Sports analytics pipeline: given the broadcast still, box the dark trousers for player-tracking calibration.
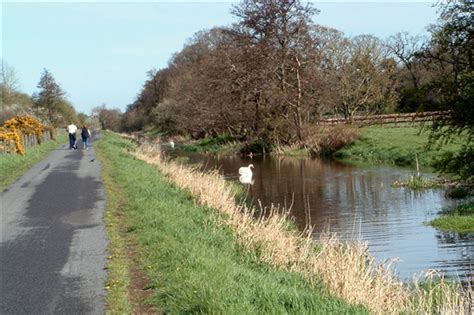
[69,133,76,149]
[82,136,89,149]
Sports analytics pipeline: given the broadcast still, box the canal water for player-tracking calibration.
[172,152,473,284]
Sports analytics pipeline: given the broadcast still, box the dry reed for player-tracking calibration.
[133,137,472,314]
[304,124,360,155]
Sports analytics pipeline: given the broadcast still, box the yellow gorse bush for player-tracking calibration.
[0,116,51,155]
[0,128,24,155]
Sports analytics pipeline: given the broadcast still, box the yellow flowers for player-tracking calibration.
[105,279,122,290]
[0,116,51,155]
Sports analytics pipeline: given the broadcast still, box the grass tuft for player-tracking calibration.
[429,202,474,233]
[392,175,441,189]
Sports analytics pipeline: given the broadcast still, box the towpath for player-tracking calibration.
[0,133,107,314]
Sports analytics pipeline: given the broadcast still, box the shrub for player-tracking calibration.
[0,116,50,155]
[240,139,272,155]
[304,124,360,157]
[445,186,470,199]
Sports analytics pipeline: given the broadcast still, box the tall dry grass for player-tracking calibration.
[304,124,360,156]
[133,138,472,314]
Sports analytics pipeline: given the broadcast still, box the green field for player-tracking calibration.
[0,134,66,190]
[334,126,463,169]
[96,132,367,313]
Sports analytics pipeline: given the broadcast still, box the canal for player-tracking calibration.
[173,151,473,284]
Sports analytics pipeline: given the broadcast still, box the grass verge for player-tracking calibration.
[334,126,463,168]
[96,131,366,313]
[429,202,474,233]
[0,134,66,190]
[95,137,133,314]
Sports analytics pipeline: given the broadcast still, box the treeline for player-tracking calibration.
[122,0,399,144]
[121,0,471,151]
[1,64,87,127]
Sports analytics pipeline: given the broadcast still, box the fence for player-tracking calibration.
[0,130,54,154]
[318,111,447,126]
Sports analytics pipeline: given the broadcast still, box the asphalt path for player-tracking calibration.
[1,133,107,314]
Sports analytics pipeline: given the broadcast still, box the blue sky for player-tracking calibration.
[2,1,438,114]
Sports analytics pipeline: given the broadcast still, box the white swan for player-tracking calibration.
[238,164,254,176]
[239,174,254,185]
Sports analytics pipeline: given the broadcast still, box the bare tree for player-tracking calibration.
[320,34,398,120]
[0,60,19,106]
[93,104,122,131]
[386,32,425,90]
[231,0,320,142]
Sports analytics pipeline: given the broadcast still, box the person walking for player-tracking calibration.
[81,125,91,150]
[67,123,78,150]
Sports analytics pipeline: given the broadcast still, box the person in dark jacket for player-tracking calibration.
[81,125,91,150]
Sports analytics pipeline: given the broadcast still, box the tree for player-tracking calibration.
[318,33,398,120]
[0,60,19,106]
[77,113,88,125]
[231,0,320,143]
[55,100,79,126]
[385,32,443,112]
[93,104,122,131]
[425,0,473,182]
[386,32,425,90]
[34,69,65,124]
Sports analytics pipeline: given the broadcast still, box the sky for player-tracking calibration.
[2,1,439,115]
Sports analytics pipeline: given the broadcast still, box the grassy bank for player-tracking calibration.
[335,126,463,168]
[134,135,471,314]
[0,134,66,190]
[95,139,133,314]
[430,202,474,233]
[179,134,243,154]
[96,132,366,313]
[171,126,463,169]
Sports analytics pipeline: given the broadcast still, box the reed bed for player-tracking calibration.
[133,139,472,314]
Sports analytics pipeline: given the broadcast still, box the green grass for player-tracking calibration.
[95,141,133,314]
[96,131,367,314]
[335,126,463,168]
[429,202,474,233]
[0,134,66,190]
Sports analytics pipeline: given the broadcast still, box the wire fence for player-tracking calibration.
[319,111,446,127]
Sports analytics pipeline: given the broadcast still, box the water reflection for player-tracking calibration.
[177,152,473,284]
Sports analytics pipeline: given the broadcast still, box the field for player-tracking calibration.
[334,126,464,169]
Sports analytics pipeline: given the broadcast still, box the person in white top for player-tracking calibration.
[67,123,78,150]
